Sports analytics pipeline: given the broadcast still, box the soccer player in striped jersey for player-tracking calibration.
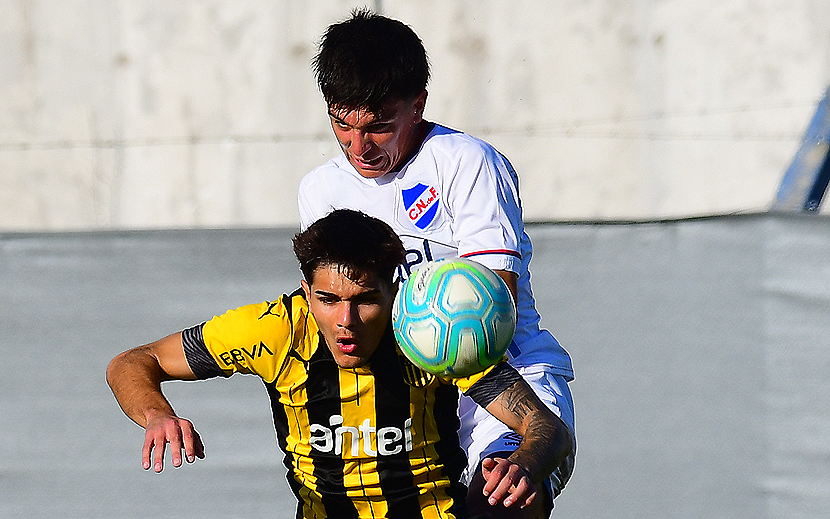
[107,209,572,519]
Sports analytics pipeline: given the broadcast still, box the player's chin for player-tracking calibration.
[336,358,370,369]
[333,351,371,369]
[357,168,388,179]
[350,158,389,178]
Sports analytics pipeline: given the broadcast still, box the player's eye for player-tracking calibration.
[367,123,392,134]
[355,293,383,306]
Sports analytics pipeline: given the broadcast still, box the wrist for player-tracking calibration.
[142,405,176,427]
[505,454,537,482]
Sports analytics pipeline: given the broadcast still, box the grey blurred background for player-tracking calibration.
[3,215,830,518]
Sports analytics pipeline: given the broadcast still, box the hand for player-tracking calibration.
[142,413,205,473]
[480,457,538,509]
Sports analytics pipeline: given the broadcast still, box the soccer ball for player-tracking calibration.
[392,258,516,378]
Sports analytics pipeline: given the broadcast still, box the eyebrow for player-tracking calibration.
[327,110,395,126]
[328,111,347,123]
[313,288,383,300]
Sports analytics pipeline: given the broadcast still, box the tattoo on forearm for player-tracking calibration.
[499,380,569,481]
[510,418,557,478]
[502,381,534,421]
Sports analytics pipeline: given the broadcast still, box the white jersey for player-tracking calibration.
[299,123,572,379]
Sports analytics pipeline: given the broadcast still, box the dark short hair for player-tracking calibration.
[293,209,406,286]
[312,8,430,114]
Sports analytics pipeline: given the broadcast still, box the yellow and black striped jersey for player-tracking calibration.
[181,288,520,519]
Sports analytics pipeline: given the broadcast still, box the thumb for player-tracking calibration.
[480,457,497,477]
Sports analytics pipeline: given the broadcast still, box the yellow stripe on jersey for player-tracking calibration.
[338,368,382,497]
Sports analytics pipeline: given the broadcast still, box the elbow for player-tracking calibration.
[558,420,574,462]
[529,411,573,473]
[105,351,128,391]
[106,347,152,390]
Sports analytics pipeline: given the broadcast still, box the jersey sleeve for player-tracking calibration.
[181,323,226,379]
[442,141,524,274]
[183,296,305,383]
[461,361,523,409]
[448,357,516,396]
[298,166,335,230]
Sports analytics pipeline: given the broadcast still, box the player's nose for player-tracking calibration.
[337,301,359,327]
[348,131,372,156]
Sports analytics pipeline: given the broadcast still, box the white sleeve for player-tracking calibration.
[298,169,334,231]
[443,144,523,274]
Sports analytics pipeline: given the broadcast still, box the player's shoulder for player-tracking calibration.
[209,290,309,333]
[300,155,353,187]
[200,291,317,380]
[272,289,313,325]
[426,123,492,149]
[424,123,504,163]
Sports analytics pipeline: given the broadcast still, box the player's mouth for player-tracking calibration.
[350,153,385,171]
[337,336,358,354]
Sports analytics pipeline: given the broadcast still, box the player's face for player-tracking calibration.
[328,92,427,179]
[302,264,396,369]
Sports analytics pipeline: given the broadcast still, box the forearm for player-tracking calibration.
[108,334,205,472]
[506,405,572,483]
[486,379,573,483]
[106,346,177,428]
[494,269,518,309]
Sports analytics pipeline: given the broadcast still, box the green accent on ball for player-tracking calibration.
[392,258,516,378]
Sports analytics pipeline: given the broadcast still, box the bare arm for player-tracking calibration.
[106,332,205,472]
[495,269,518,309]
[481,377,573,509]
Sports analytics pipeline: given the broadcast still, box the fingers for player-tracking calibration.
[142,429,160,471]
[501,476,536,509]
[141,416,203,473]
[181,424,206,463]
[480,457,538,509]
[480,456,497,475]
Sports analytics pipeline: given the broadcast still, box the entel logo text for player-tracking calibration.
[309,415,413,457]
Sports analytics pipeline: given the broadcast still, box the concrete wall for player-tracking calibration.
[2,1,830,231]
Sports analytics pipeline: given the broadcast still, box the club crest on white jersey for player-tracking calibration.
[401,183,440,230]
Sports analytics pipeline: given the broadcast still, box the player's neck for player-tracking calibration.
[391,121,431,175]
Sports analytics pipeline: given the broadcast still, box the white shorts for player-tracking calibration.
[459,364,576,500]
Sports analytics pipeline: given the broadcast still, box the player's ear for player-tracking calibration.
[301,278,311,300]
[413,90,427,120]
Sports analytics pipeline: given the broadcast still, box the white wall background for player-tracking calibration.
[2,0,830,231]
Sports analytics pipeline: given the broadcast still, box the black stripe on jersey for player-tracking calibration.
[306,331,360,519]
[263,290,352,518]
[262,293,302,516]
[398,352,435,388]
[431,382,469,516]
[370,327,423,517]
[464,362,523,408]
[265,328,359,519]
[181,323,226,379]
[265,381,308,519]
[286,286,304,301]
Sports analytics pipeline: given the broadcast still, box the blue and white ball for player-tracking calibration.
[392,258,516,378]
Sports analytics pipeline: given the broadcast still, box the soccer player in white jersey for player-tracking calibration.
[298,10,576,518]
